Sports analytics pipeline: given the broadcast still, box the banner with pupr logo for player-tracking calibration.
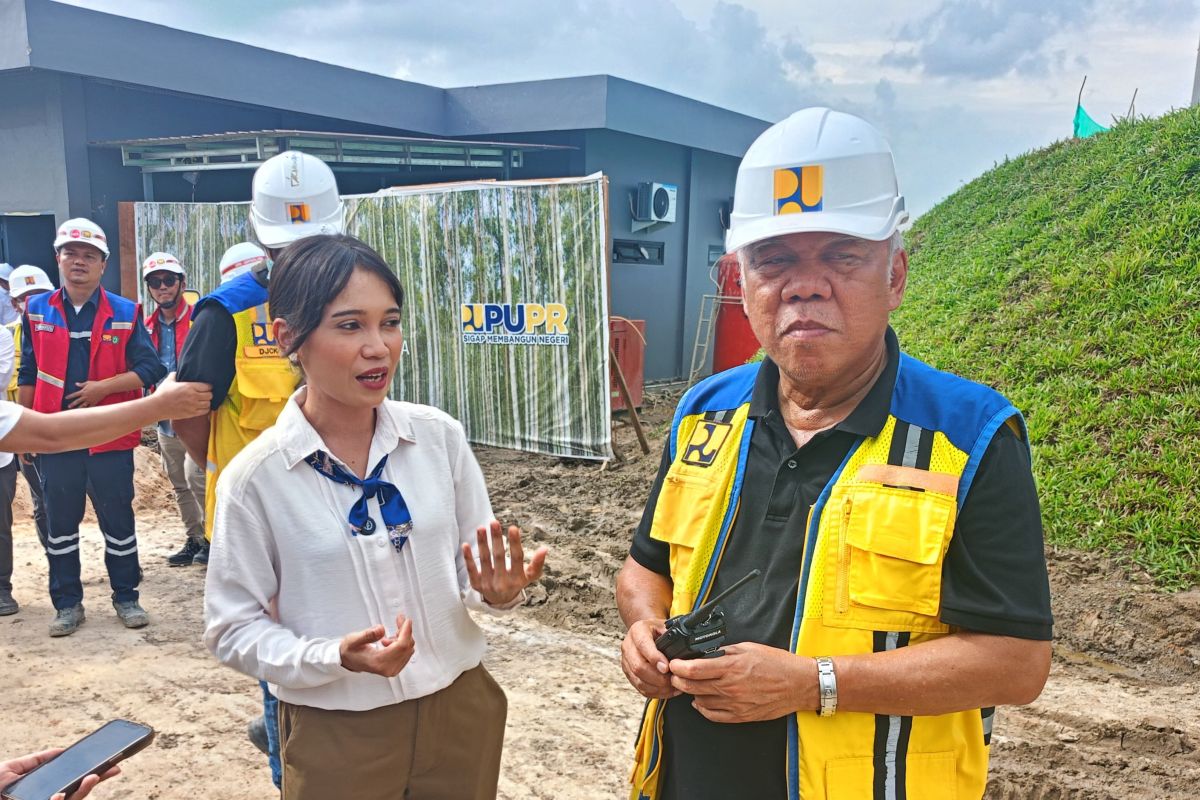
[132,173,612,459]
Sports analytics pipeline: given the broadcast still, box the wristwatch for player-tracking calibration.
[815,656,837,717]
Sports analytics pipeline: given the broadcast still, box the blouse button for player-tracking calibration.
[787,460,798,469]
[376,537,387,548]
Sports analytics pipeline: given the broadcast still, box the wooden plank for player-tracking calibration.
[610,347,650,455]
[118,201,137,300]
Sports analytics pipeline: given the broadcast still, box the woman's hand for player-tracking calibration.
[463,521,548,607]
[154,374,213,420]
[338,613,414,677]
[0,748,120,800]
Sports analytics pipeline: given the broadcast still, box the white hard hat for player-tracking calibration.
[726,107,908,252]
[0,263,13,280]
[249,151,344,248]
[8,265,55,299]
[142,251,186,278]
[219,242,267,283]
[53,218,110,257]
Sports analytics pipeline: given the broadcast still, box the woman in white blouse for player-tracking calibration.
[203,235,547,800]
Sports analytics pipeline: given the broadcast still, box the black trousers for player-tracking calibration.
[40,449,139,609]
[0,459,19,594]
[20,455,49,549]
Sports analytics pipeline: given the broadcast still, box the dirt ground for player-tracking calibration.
[1,394,1197,799]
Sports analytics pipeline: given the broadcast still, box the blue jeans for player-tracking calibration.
[262,681,281,789]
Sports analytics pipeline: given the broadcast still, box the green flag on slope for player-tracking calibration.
[1074,103,1108,138]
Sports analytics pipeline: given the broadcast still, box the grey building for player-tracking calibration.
[0,0,769,380]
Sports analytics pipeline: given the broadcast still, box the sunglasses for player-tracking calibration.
[145,274,180,290]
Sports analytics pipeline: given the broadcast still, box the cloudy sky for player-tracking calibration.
[63,0,1200,215]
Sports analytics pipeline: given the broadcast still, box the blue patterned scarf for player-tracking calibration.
[304,451,412,553]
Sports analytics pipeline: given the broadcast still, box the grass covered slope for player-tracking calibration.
[893,107,1200,589]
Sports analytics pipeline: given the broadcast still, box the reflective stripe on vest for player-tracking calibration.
[630,356,1025,800]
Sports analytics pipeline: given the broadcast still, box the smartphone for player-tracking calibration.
[2,719,154,800]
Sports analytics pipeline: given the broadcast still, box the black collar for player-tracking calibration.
[748,326,899,439]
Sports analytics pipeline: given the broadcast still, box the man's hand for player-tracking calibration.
[621,618,679,700]
[151,374,212,420]
[65,380,112,409]
[669,642,815,723]
[462,521,548,607]
[339,613,414,678]
[0,747,121,800]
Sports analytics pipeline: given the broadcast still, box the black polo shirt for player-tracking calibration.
[629,329,1052,800]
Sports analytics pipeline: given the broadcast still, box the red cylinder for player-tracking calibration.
[712,254,760,373]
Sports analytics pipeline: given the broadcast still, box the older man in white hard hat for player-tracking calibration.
[171,150,343,789]
[618,108,1052,800]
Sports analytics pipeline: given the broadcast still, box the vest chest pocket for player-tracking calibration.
[830,484,956,624]
[650,466,726,611]
[234,360,298,431]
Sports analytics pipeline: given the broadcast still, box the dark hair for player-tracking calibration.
[268,234,405,356]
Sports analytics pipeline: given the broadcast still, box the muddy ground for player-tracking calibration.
[1,392,1197,798]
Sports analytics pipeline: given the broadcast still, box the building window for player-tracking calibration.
[613,239,665,265]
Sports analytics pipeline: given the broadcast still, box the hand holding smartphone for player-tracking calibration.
[1,720,153,800]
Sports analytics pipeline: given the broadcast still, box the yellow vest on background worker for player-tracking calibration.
[630,357,1028,800]
[195,272,298,539]
[6,321,20,402]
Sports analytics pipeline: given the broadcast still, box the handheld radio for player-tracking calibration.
[654,569,761,660]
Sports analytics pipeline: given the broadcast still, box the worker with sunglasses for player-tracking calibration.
[142,253,207,568]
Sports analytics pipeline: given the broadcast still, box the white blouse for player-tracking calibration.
[203,390,513,712]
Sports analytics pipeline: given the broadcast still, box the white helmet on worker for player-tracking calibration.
[249,151,344,249]
[142,252,186,278]
[53,218,110,257]
[8,265,54,299]
[218,242,267,283]
[726,107,908,253]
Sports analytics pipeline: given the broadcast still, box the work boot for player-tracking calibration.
[167,538,202,567]
[247,715,269,755]
[49,604,85,637]
[0,591,18,616]
[192,542,210,566]
[113,600,149,629]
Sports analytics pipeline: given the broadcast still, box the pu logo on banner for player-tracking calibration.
[461,303,570,346]
[245,322,281,358]
[681,421,732,467]
[774,165,824,215]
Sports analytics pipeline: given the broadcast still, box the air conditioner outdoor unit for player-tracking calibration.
[635,182,677,223]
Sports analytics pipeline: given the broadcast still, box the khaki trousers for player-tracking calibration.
[278,664,507,800]
[158,432,206,544]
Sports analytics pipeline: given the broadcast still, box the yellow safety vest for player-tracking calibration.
[6,321,20,402]
[199,275,298,539]
[631,353,1026,800]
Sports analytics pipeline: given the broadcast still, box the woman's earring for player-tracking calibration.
[288,353,299,366]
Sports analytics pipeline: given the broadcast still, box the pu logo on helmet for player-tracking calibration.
[23,276,35,286]
[461,303,570,346]
[287,203,311,224]
[681,421,732,467]
[774,165,824,215]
